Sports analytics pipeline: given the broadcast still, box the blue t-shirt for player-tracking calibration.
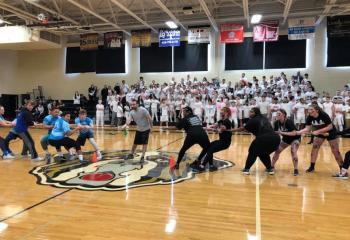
[43,115,59,134]
[49,117,71,140]
[0,115,4,122]
[14,109,34,133]
[75,117,93,136]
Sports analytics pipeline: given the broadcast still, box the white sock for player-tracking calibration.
[341,168,347,175]
[57,152,63,157]
[78,155,83,161]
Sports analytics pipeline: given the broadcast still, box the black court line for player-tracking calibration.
[0,135,184,223]
[0,189,72,222]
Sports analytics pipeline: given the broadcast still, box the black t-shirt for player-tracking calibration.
[176,114,206,135]
[218,119,232,143]
[274,119,300,144]
[306,111,337,136]
[245,115,274,137]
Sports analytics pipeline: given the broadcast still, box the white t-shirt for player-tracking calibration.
[96,104,104,112]
[293,103,307,117]
[258,101,269,114]
[323,102,334,118]
[269,103,281,117]
[192,101,203,117]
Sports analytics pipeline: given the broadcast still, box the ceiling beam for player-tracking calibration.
[0,1,39,22]
[51,0,61,13]
[242,0,249,27]
[66,0,130,35]
[282,0,293,25]
[110,0,158,33]
[24,0,80,25]
[198,0,218,31]
[230,0,243,8]
[153,0,187,31]
[316,0,337,25]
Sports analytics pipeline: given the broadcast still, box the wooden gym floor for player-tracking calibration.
[0,127,349,240]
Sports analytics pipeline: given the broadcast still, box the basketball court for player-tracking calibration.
[1,0,350,239]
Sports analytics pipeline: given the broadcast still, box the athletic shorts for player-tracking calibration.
[77,132,94,146]
[315,132,337,141]
[134,129,150,145]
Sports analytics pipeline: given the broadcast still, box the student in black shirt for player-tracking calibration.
[193,107,232,172]
[271,109,301,176]
[296,105,343,173]
[175,107,210,169]
[233,107,280,175]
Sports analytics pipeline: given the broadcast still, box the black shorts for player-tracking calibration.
[76,133,93,147]
[134,129,150,145]
[315,132,337,141]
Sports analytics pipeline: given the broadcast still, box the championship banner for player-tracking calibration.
[188,27,210,44]
[80,33,98,51]
[131,29,151,48]
[327,15,350,38]
[288,17,315,40]
[159,29,181,47]
[104,31,123,48]
[253,21,279,42]
[220,23,244,43]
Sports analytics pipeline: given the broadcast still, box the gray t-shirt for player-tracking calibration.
[130,107,151,131]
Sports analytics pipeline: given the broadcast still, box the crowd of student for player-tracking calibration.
[1,71,350,179]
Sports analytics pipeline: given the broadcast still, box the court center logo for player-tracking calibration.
[30,150,233,191]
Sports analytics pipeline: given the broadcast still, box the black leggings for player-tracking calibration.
[177,133,210,165]
[49,138,80,152]
[0,137,6,154]
[244,133,280,170]
[4,131,38,159]
[200,140,231,166]
[343,151,350,169]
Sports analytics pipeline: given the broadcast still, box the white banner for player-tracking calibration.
[188,27,210,44]
[288,17,315,40]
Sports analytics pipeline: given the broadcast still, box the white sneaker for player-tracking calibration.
[97,152,102,160]
[32,157,44,161]
[3,154,15,159]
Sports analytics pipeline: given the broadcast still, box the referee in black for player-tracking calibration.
[174,106,210,169]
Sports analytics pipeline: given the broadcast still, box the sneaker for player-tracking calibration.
[140,156,145,164]
[192,165,206,173]
[267,168,275,175]
[68,154,76,161]
[332,172,349,179]
[306,166,315,173]
[97,152,102,160]
[293,169,299,176]
[32,157,44,161]
[124,153,134,160]
[209,165,218,171]
[3,154,15,159]
[241,168,250,175]
[21,154,30,158]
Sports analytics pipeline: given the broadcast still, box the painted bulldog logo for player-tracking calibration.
[30,150,233,191]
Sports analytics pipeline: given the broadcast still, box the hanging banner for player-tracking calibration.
[288,17,315,40]
[80,33,98,51]
[104,31,123,48]
[327,15,350,38]
[188,27,210,44]
[131,29,151,48]
[220,23,244,43]
[253,21,279,42]
[159,28,181,47]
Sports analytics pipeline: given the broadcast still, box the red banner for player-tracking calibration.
[253,21,279,42]
[220,23,244,43]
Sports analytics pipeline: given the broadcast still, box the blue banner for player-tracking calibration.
[159,29,180,47]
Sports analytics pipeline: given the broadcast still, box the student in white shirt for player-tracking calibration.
[160,99,169,129]
[95,99,104,127]
[116,102,124,127]
[168,97,176,122]
[334,99,345,132]
[344,99,350,129]
[150,96,159,122]
[293,98,308,130]
[269,97,281,124]
[258,95,269,118]
[204,98,216,125]
[110,99,119,127]
[192,96,204,120]
[322,96,335,120]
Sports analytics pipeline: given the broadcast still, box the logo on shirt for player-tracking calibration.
[30,150,233,191]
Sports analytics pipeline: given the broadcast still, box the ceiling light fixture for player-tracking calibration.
[166,21,178,29]
[251,14,262,24]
